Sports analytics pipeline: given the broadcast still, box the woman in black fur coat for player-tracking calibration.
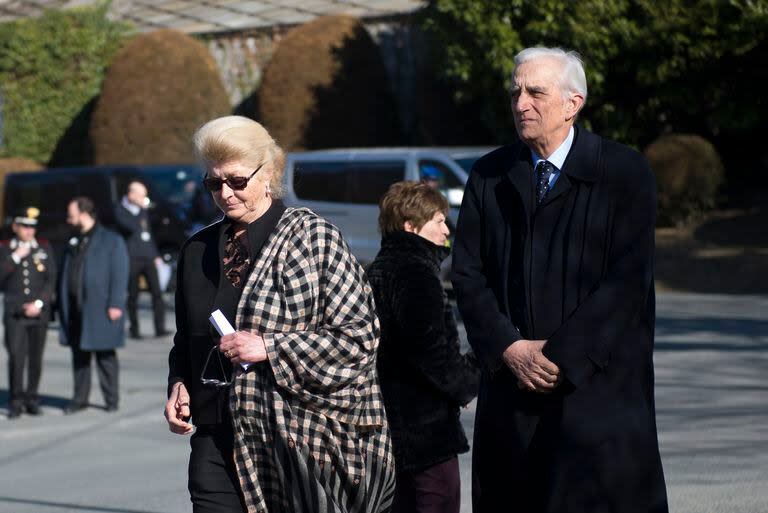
[367,181,480,513]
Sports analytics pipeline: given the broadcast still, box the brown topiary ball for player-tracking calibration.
[0,158,43,219]
[645,134,725,226]
[257,15,402,151]
[90,29,231,165]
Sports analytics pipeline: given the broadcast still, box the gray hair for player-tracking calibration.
[513,47,588,105]
[192,115,285,198]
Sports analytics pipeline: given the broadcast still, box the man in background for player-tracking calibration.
[59,197,129,413]
[114,180,167,339]
[0,207,56,418]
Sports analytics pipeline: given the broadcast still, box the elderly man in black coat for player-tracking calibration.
[451,47,668,513]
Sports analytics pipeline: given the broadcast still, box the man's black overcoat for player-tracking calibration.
[451,127,668,513]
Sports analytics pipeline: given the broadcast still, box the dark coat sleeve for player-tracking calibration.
[107,233,130,310]
[452,167,522,371]
[113,205,140,236]
[0,245,14,288]
[393,264,479,406]
[168,247,189,395]
[40,241,57,306]
[543,151,657,388]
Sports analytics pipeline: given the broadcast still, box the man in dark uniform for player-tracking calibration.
[0,207,56,419]
[114,181,167,339]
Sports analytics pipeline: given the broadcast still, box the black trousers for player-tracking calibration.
[70,339,119,408]
[4,318,47,407]
[127,256,166,336]
[393,457,461,513]
[188,424,246,513]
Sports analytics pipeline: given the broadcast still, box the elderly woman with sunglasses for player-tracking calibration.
[164,116,394,513]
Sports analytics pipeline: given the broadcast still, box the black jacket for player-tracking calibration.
[367,230,479,473]
[452,127,668,513]
[168,202,285,425]
[0,238,56,323]
[114,202,159,260]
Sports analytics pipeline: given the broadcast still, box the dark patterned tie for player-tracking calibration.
[535,160,554,204]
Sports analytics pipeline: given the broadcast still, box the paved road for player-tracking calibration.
[0,292,765,513]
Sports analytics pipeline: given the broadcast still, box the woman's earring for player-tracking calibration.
[265,183,271,196]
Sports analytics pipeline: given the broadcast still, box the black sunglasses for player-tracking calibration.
[202,163,264,192]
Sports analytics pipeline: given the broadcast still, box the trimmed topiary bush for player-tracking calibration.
[0,158,42,174]
[0,158,43,218]
[645,134,725,226]
[257,15,402,150]
[0,5,129,165]
[90,29,231,165]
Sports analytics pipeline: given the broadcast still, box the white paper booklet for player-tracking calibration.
[209,309,249,370]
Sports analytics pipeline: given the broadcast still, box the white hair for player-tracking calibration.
[513,47,588,105]
[192,115,285,198]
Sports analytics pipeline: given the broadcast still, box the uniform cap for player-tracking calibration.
[14,207,40,226]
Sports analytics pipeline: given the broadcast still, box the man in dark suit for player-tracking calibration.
[0,207,56,418]
[58,197,129,414]
[451,47,668,512]
[114,180,167,339]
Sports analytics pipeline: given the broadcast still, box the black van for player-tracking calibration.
[2,164,219,278]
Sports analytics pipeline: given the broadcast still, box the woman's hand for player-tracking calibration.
[164,382,193,435]
[219,330,267,365]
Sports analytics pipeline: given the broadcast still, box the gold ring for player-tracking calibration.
[224,350,231,358]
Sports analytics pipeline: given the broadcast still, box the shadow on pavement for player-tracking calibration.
[0,390,70,412]
[656,317,768,340]
[0,496,164,513]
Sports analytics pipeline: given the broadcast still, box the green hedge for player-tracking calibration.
[419,0,768,155]
[0,4,130,165]
[645,134,724,226]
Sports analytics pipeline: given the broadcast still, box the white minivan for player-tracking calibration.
[282,147,496,266]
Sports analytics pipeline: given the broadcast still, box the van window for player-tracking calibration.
[292,162,347,203]
[418,160,463,189]
[293,161,405,204]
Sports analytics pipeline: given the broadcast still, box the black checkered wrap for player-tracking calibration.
[231,208,394,512]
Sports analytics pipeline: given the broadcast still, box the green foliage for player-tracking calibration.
[419,0,630,140]
[419,0,768,152]
[0,4,130,164]
[645,134,724,226]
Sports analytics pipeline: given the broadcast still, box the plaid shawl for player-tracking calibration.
[231,208,394,512]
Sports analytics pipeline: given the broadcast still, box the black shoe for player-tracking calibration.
[64,402,87,415]
[129,331,142,340]
[105,404,118,413]
[25,403,42,415]
[155,330,171,337]
[8,406,22,419]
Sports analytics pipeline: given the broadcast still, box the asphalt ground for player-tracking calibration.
[0,292,766,513]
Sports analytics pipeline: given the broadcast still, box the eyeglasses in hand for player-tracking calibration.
[202,162,265,192]
[200,344,232,387]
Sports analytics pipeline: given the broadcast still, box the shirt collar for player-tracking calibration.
[10,238,38,250]
[530,126,575,171]
[121,196,141,216]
